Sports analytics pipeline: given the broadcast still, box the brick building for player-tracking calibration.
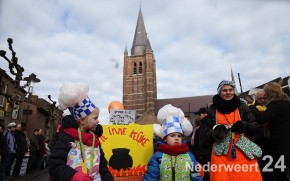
[0,68,62,138]
[0,69,26,126]
[123,9,157,118]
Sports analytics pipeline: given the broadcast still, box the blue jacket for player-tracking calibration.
[143,142,202,181]
[6,129,16,154]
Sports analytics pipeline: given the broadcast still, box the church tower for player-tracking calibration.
[123,8,157,117]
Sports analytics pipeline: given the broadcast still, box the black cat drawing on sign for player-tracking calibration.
[109,148,133,170]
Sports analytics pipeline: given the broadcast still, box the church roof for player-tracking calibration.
[155,95,214,118]
[239,76,290,97]
[131,8,149,55]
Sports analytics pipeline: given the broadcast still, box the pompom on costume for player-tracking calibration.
[143,104,202,181]
[48,82,113,181]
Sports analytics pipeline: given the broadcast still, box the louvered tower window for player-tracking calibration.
[139,62,142,74]
[134,62,137,74]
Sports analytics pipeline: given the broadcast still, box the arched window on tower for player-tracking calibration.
[139,62,142,74]
[134,62,137,74]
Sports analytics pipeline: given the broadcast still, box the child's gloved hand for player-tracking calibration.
[71,172,93,181]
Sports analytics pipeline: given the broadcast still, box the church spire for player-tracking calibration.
[131,8,148,55]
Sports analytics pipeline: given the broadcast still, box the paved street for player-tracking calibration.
[4,168,50,181]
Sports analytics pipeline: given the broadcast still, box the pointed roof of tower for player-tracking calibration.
[131,8,148,55]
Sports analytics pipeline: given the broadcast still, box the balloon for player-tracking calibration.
[108,101,124,113]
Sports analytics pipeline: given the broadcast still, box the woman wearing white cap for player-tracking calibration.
[48,82,113,181]
[143,104,202,181]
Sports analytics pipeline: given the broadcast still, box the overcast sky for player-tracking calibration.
[1,0,289,123]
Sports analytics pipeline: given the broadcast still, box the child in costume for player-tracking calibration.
[143,104,203,181]
[48,82,113,181]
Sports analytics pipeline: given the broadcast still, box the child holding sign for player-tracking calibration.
[48,82,113,181]
[143,104,202,181]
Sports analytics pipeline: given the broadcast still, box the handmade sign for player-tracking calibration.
[109,109,136,125]
[100,124,153,177]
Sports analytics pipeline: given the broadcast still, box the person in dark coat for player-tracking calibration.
[0,124,6,155]
[36,128,46,170]
[203,80,263,181]
[26,129,39,173]
[0,124,8,181]
[250,82,290,181]
[248,89,274,181]
[191,107,210,181]
[48,82,113,181]
[12,123,28,177]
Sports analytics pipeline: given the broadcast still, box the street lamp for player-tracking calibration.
[47,95,57,140]
[23,73,40,127]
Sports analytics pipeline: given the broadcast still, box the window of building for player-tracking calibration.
[12,94,21,120]
[134,62,137,74]
[139,62,142,74]
[0,84,7,107]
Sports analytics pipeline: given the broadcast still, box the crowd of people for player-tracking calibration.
[1,80,290,181]
[0,123,49,181]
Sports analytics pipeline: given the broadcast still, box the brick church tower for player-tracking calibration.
[123,8,157,117]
